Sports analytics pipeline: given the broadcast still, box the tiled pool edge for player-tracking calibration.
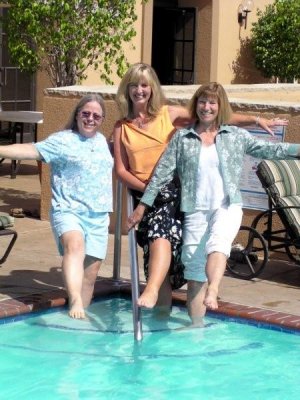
[1,278,299,332]
[172,290,300,332]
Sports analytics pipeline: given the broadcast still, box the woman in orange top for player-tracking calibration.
[113,63,287,313]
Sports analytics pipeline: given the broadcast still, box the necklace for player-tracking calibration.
[133,115,151,129]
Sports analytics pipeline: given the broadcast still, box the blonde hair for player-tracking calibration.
[188,82,232,126]
[65,94,105,131]
[116,63,166,119]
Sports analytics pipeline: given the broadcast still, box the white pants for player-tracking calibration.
[182,205,243,282]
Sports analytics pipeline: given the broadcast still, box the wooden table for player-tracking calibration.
[0,111,43,178]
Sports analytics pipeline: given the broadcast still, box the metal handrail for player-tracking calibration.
[113,180,143,341]
[113,180,122,280]
[127,189,143,341]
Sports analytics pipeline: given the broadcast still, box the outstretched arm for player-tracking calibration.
[168,105,288,136]
[229,114,288,136]
[168,105,193,128]
[0,143,41,160]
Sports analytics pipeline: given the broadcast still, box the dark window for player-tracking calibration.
[152,7,196,85]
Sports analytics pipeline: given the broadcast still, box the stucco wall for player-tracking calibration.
[40,84,300,235]
[170,0,275,84]
[212,0,274,83]
[34,0,279,111]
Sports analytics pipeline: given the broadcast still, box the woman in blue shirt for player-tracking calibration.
[0,94,113,319]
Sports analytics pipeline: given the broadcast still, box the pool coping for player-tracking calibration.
[0,277,300,332]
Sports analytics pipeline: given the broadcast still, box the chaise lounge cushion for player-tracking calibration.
[0,212,14,229]
[256,159,300,239]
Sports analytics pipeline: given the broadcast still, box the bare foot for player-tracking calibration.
[68,298,86,319]
[152,305,172,319]
[177,320,205,331]
[204,287,218,310]
[137,286,158,308]
[191,315,205,327]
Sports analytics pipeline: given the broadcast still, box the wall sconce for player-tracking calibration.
[238,0,254,29]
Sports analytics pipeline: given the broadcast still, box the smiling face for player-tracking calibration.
[128,78,152,109]
[188,83,232,128]
[196,96,219,126]
[76,101,104,137]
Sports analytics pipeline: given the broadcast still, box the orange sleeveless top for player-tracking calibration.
[120,105,176,182]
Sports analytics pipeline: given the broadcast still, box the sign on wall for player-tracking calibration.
[240,124,286,210]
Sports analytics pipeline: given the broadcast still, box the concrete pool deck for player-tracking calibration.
[0,159,300,331]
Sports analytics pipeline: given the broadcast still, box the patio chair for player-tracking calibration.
[256,159,300,263]
[226,159,300,280]
[0,213,18,265]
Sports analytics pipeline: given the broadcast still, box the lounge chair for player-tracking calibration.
[0,213,18,264]
[256,159,300,263]
[227,159,300,279]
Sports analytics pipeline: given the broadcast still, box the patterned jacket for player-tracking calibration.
[141,125,300,212]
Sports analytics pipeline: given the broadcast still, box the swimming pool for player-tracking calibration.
[0,296,299,399]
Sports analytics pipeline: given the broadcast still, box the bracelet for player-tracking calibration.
[255,116,260,126]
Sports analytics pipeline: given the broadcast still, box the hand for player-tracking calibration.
[127,203,147,231]
[258,117,288,136]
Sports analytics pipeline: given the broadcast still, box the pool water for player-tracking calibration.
[0,296,299,399]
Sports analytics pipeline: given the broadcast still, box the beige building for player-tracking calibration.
[0,0,275,113]
[85,0,274,87]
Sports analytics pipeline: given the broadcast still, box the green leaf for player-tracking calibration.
[251,0,300,81]
[2,0,149,86]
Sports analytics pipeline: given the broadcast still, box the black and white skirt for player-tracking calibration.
[131,178,186,290]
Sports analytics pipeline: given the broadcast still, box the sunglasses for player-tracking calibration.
[80,111,104,122]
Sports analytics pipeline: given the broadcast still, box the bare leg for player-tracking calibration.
[82,255,102,308]
[137,238,172,308]
[187,280,207,326]
[156,274,172,308]
[204,251,227,310]
[60,231,86,319]
[152,274,173,318]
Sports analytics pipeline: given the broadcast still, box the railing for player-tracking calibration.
[113,180,143,341]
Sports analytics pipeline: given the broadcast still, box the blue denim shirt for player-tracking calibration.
[141,125,300,212]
